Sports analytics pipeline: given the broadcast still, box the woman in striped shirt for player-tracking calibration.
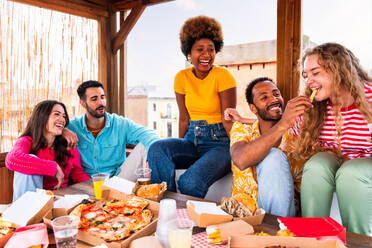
[293,43,372,235]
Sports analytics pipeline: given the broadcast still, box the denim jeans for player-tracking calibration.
[256,148,296,217]
[148,120,231,198]
[12,172,43,202]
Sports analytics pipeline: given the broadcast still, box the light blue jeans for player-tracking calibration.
[256,148,296,217]
[12,172,43,202]
[148,120,231,198]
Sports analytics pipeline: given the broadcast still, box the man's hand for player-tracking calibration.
[224,108,242,122]
[54,165,64,190]
[279,96,313,130]
[62,128,78,148]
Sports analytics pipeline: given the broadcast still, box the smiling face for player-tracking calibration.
[303,54,334,102]
[81,87,106,118]
[45,104,67,137]
[250,81,284,121]
[190,38,216,79]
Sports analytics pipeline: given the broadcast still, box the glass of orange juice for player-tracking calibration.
[91,173,109,200]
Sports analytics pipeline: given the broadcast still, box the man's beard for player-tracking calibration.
[86,104,105,118]
[256,103,283,121]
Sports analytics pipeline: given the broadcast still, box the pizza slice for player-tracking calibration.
[70,200,110,229]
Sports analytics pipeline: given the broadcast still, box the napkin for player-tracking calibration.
[186,201,229,215]
[4,223,48,248]
[54,194,89,209]
[103,176,135,194]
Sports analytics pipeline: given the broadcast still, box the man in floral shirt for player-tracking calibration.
[226,77,312,217]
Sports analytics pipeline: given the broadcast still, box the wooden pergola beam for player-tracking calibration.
[112,0,172,11]
[13,0,109,19]
[276,0,301,103]
[111,4,146,54]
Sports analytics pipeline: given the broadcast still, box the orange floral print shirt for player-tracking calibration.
[230,121,304,201]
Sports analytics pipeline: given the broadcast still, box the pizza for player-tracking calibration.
[70,198,153,241]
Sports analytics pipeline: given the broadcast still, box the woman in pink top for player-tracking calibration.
[6,100,90,200]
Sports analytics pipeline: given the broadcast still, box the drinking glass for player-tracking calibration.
[51,215,79,248]
[135,167,151,185]
[155,199,177,248]
[91,173,109,200]
[168,218,193,248]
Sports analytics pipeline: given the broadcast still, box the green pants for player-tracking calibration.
[301,152,372,235]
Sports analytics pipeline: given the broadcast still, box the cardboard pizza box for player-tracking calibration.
[207,220,254,244]
[52,194,89,218]
[186,201,233,228]
[232,208,265,226]
[44,187,159,248]
[229,235,347,248]
[2,192,53,227]
[277,217,346,244]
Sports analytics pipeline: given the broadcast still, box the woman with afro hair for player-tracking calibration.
[147,16,237,198]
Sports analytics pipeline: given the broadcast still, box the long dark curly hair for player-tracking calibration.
[179,15,224,58]
[21,100,71,167]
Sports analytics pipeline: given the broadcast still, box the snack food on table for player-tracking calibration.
[220,193,258,217]
[0,220,17,237]
[206,226,223,244]
[69,197,153,241]
[309,88,317,102]
[136,182,167,199]
[276,229,294,237]
[254,229,294,237]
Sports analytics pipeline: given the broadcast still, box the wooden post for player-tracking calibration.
[277,0,301,103]
[98,9,118,113]
[119,11,128,116]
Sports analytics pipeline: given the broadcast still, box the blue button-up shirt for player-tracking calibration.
[68,113,160,177]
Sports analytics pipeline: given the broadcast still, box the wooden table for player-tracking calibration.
[54,180,372,248]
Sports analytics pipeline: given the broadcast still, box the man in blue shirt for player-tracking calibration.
[65,80,159,178]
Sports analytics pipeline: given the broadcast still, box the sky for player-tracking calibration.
[127,0,372,95]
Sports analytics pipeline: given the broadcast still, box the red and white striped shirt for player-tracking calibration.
[292,82,372,159]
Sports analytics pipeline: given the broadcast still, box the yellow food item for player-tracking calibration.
[276,229,294,237]
[206,226,223,244]
[254,231,271,236]
[310,88,317,102]
[232,193,258,215]
[136,184,161,198]
[0,220,17,236]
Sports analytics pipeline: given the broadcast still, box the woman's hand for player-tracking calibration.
[224,108,242,122]
[54,165,64,190]
[62,128,78,148]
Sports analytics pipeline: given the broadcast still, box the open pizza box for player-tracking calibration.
[52,194,90,218]
[228,235,346,248]
[187,200,233,228]
[44,186,159,248]
[2,192,53,228]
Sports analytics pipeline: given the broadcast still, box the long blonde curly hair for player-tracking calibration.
[293,43,372,161]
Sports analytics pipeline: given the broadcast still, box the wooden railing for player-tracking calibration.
[0,152,13,204]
